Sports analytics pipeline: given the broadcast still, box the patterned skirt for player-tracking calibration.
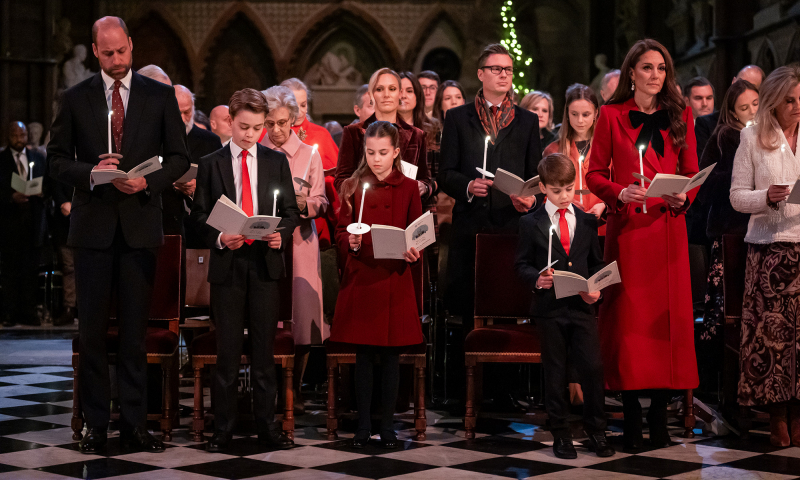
[700,238,724,341]
[738,242,800,406]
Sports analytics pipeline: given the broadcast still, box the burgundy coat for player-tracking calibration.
[333,114,431,194]
[330,168,424,347]
[586,98,699,391]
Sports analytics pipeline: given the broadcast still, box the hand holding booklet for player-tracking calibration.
[636,163,716,198]
[552,261,621,299]
[91,156,162,185]
[175,163,198,183]
[206,195,281,240]
[491,168,540,197]
[11,173,42,196]
[371,211,436,260]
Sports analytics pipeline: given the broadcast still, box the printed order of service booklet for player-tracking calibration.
[206,194,281,240]
[492,168,541,197]
[371,211,436,260]
[90,156,162,185]
[11,173,42,196]
[552,261,621,299]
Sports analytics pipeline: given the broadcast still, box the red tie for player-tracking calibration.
[490,105,498,117]
[111,80,125,153]
[558,209,570,256]
[241,150,254,245]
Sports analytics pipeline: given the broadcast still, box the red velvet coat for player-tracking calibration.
[586,98,699,391]
[330,168,424,347]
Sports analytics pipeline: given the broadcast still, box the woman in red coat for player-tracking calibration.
[330,121,424,450]
[585,39,699,451]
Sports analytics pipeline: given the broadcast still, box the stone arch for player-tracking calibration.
[756,38,778,75]
[128,9,194,88]
[199,11,278,113]
[786,29,800,66]
[405,9,466,73]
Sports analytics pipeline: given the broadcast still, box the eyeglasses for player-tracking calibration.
[421,85,438,92]
[480,66,514,75]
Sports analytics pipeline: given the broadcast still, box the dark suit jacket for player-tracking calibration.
[438,102,542,231]
[190,143,300,284]
[162,124,222,236]
[50,178,73,246]
[0,148,48,249]
[514,206,604,320]
[694,111,719,160]
[47,71,190,249]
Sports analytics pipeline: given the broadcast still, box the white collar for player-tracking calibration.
[9,147,25,157]
[544,199,575,219]
[230,141,258,161]
[100,68,132,91]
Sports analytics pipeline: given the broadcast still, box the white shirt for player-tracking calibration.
[217,142,259,249]
[544,200,576,246]
[9,147,28,178]
[101,68,132,115]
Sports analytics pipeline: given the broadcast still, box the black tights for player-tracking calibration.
[355,346,401,434]
[622,389,672,437]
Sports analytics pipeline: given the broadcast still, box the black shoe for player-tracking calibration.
[206,431,232,453]
[119,427,165,452]
[257,429,294,450]
[351,430,370,449]
[586,432,615,457]
[53,307,76,326]
[380,430,399,450]
[647,402,671,448]
[553,437,577,459]
[79,427,107,454]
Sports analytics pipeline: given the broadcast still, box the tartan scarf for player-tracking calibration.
[475,88,515,143]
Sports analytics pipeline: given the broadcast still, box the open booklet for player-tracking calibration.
[492,168,540,197]
[371,211,436,260]
[11,173,43,196]
[636,163,716,198]
[552,261,621,299]
[91,156,162,185]
[206,194,281,240]
[175,163,198,183]
[400,160,418,180]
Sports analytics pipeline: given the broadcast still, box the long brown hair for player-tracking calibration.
[433,80,466,125]
[714,79,758,137]
[557,83,599,155]
[607,39,688,149]
[339,121,403,215]
[399,71,440,148]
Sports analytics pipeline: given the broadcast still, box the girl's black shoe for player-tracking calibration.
[351,430,370,449]
[380,430,399,449]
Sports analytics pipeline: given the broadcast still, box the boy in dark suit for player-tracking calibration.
[514,153,614,459]
[190,88,300,453]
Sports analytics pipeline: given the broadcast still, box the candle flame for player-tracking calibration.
[108,111,112,118]
[363,183,369,189]
[312,144,318,151]
[29,161,34,168]
[274,189,279,195]
[485,136,490,143]
[549,224,557,232]
[745,121,753,127]
[579,155,585,162]
[638,145,644,151]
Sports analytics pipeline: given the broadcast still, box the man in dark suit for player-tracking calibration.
[47,16,189,454]
[0,122,48,327]
[50,178,77,326]
[438,43,541,332]
[174,84,223,247]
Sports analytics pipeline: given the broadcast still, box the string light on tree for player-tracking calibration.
[499,0,533,95]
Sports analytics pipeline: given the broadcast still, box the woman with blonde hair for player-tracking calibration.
[730,64,800,447]
[520,90,557,152]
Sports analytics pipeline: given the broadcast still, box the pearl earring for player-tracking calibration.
[631,81,635,91]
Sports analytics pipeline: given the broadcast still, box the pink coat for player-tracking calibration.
[262,131,330,345]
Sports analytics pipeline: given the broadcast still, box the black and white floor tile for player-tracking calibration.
[0,365,798,479]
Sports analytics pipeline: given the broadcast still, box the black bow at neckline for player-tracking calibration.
[628,109,670,156]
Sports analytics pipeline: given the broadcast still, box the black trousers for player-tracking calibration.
[75,227,158,430]
[211,243,279,434]
[0,245,40,323]
[537,315,606,439]
[355,345,401,433]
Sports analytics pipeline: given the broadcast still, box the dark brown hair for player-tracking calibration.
[228,88,268,118]
[477,43,512,68]
[418,70,440,84]
[433,80,466,125]
[714,79,758,136]
[399,72,439,147]
[538,153,576,187]
[683,76,714,98]
[607,39,688,149]
[339,121,403,215]
[557,83,599,154]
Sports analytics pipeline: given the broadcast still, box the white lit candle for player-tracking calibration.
[273,190,279,217]
[578,155,584,204]
[638,145,647,214]
[482,136,490,179]
[357,183,369,226]
[108,111,113,155]
[28,161,34,181]
[548,224,555,268]
[302,144,317,181]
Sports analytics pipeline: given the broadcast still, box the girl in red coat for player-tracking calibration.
[585,39,699,451]
[330,121,424,450]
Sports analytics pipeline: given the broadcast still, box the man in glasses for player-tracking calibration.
[438,42,542,336]
[418,70,440,118]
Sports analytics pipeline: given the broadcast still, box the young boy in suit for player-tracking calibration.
[514,153,614,459]
[191,88,300,453]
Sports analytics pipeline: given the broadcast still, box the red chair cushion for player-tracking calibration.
[464,324,541,354]
[326,341,426,356]
[190,329,295,357]
[72,327,178,355]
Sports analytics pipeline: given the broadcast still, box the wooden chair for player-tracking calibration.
[71,235,182,441]
[190,244,295,440]
[464,234,538,439]
[325,255,428,441]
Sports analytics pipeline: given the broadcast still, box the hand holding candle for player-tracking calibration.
[475,136,494,178]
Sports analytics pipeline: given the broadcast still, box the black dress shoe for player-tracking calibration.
[206,432,232,453]
[351,430,370,449]
[120,427,165,452]
[553,437,577,459]
[79,427,107,454]
[257,430,294,450]
[586,432,615,457]
[379,430,399,450]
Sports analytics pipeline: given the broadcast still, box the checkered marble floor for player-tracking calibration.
[1,365,799,479]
